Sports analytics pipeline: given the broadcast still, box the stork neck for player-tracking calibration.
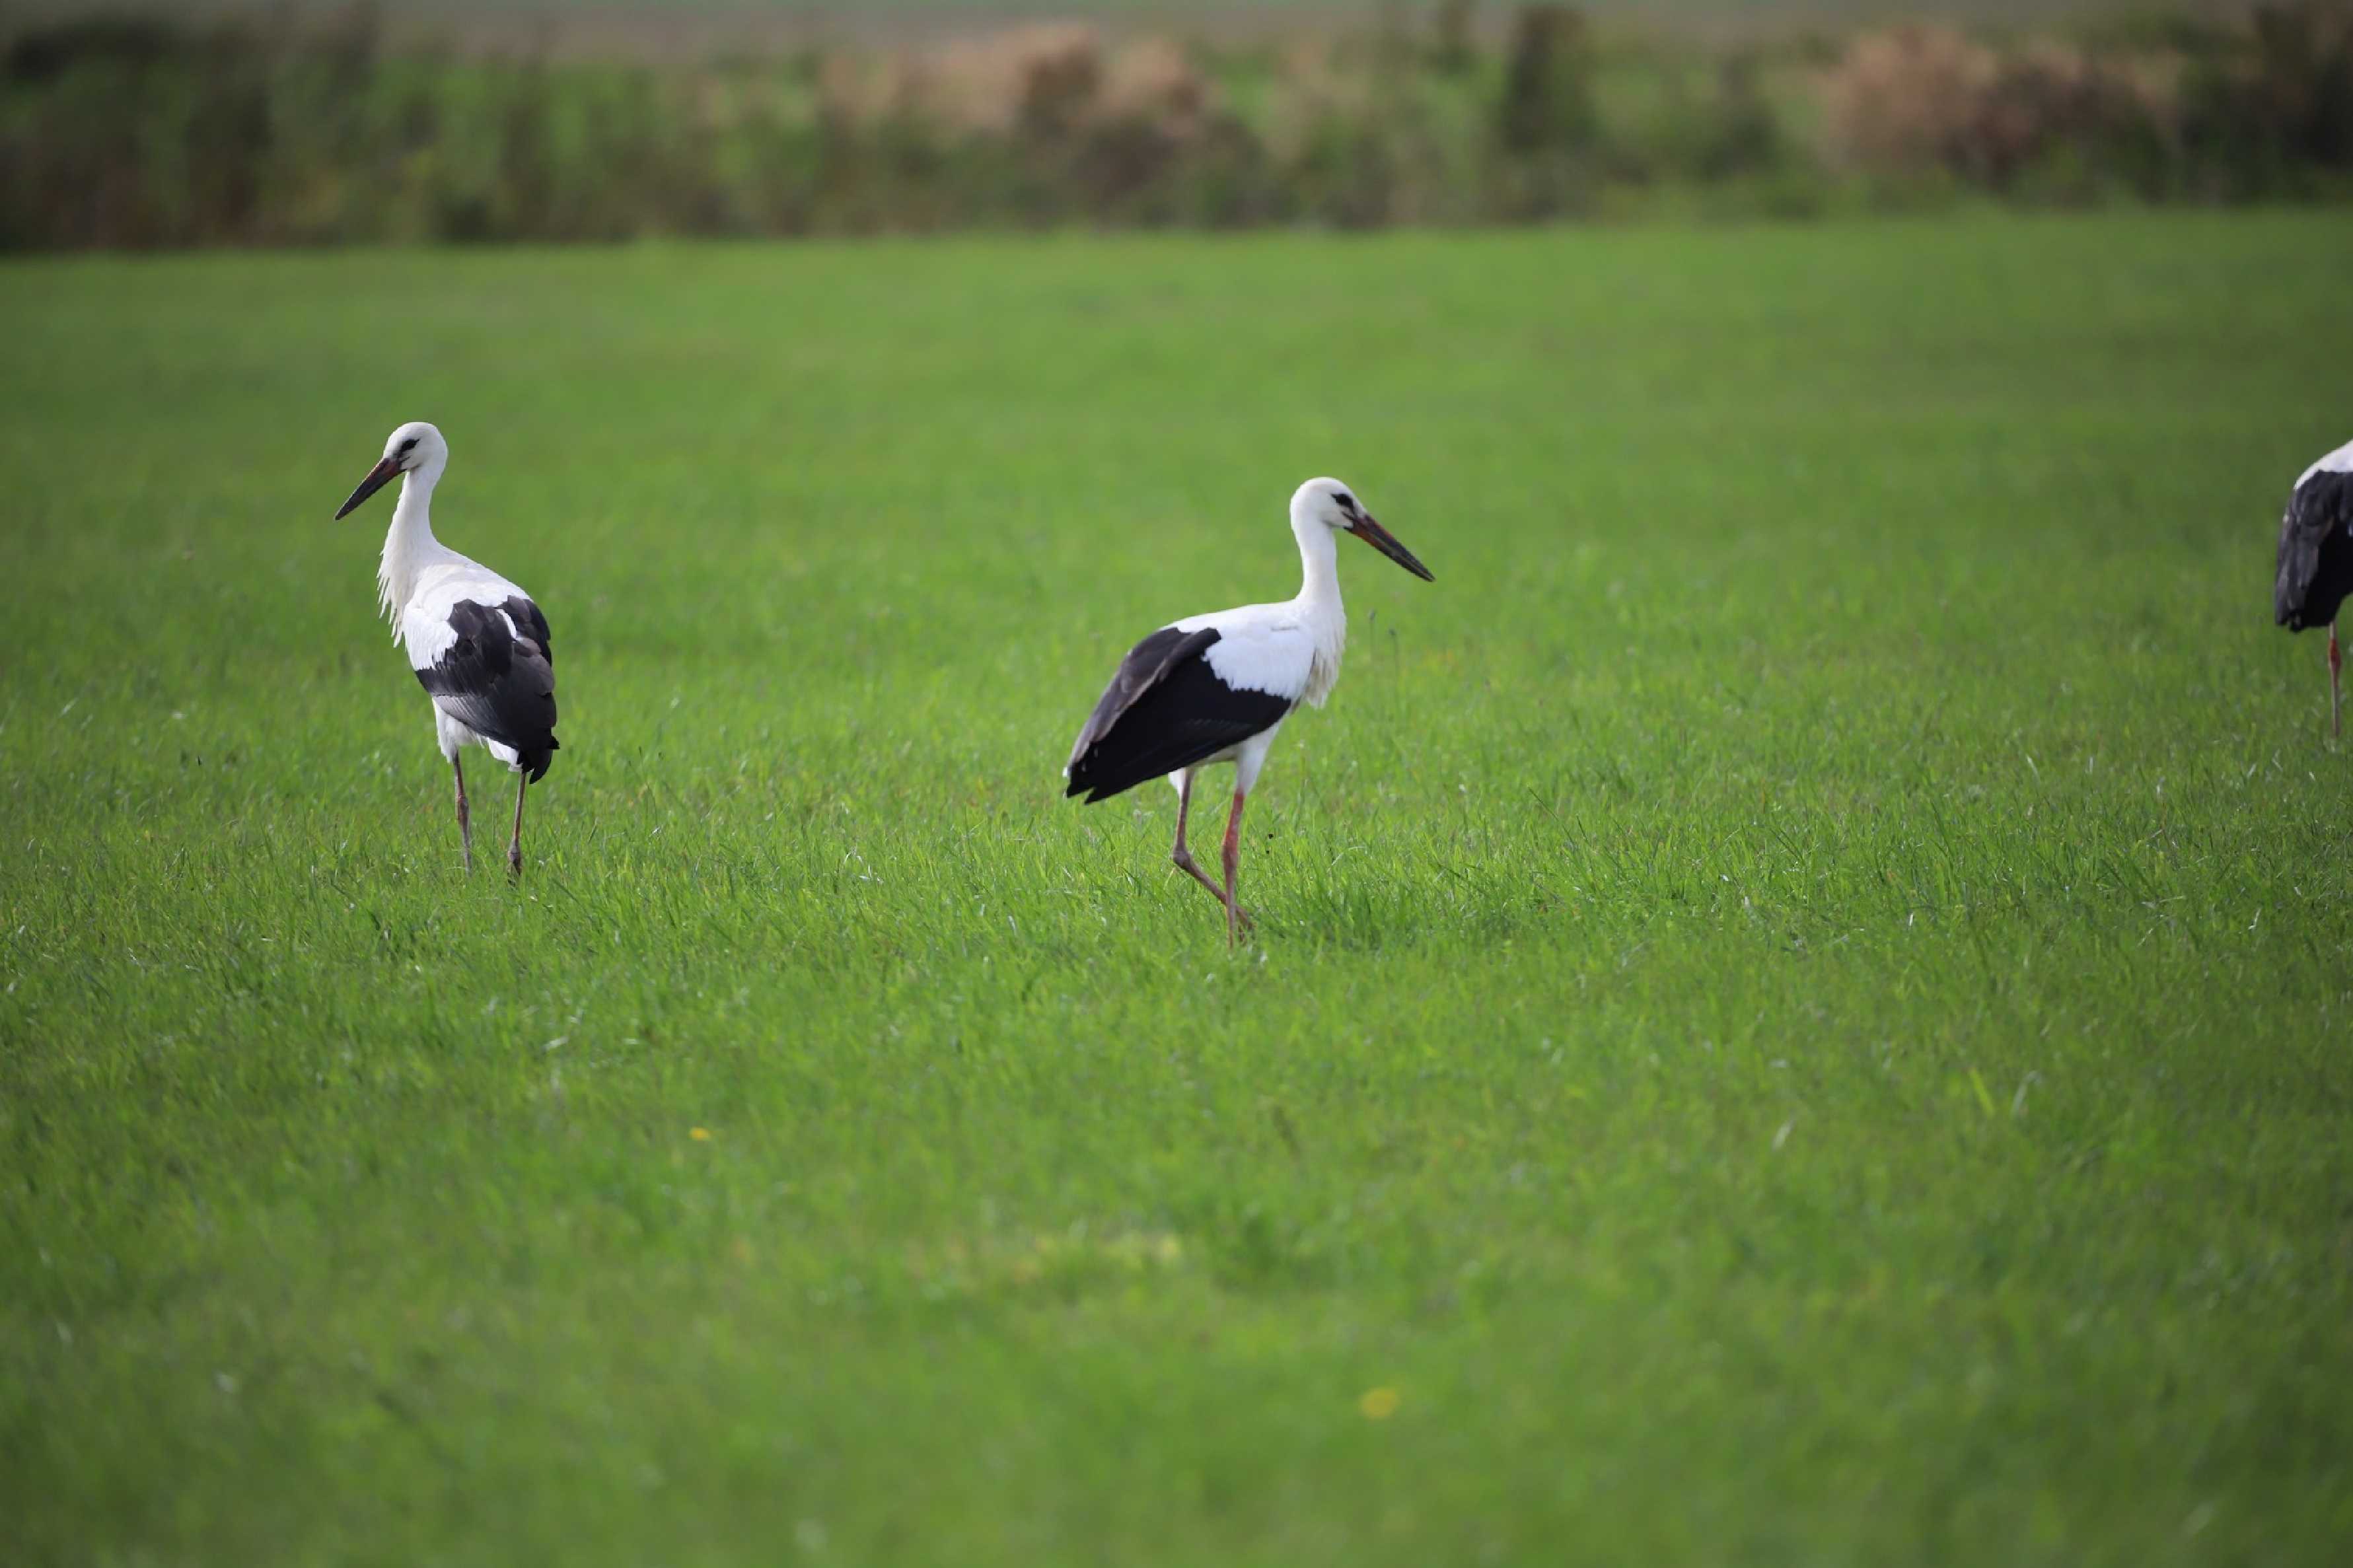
[1289,515,1348,705]
[377,460,449,624]
[1294,519,1344,616]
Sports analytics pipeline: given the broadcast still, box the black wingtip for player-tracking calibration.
[1063,763,1123,804]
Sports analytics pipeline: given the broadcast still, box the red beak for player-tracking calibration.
[1350,513,1435,582]
[335,456,400,520]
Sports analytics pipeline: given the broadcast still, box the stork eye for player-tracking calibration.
[398,438,417,454]
[1333,492,1355,511]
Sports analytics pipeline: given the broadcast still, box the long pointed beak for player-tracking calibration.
[334,456,399,520]
[1350,513,1435,582]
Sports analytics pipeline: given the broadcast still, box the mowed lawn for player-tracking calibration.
[5,213,2352,1564]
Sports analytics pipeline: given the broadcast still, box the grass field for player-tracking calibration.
[5,212,2353,1563]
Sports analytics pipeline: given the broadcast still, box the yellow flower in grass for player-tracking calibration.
[1359,1386,1400,1421]
[690,1127,713,1142]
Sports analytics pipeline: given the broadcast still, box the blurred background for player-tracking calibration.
[1,0,2346,250]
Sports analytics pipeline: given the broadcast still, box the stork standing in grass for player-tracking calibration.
[1064,478,1434,943]
[335,421,559,876]
[2274,437,2353,738]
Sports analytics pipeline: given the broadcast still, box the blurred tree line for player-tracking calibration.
[2,2,2350,249]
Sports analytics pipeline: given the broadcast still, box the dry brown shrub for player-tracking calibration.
[1977,42,2171,179]
[1099,38,1210,137]
[1823,25,2171,184]
[2121,53,2185,127]
[1974,42,2089,176]
[816,52,900,129]
[910,24,1101,137]
[816,26,1209,143]
[1263,34,1363,160]
[1820,24,1996,175]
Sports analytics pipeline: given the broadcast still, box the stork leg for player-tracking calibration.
[1171,771,1251,929]
[451,755,474,873]
[507,772,528,880]
[1220,787,1250,949]
[1170,771,1231,909]
[2331,621,2342,739]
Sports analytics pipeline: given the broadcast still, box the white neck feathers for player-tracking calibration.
[1291,503,1346,706]
[376,460,452,632]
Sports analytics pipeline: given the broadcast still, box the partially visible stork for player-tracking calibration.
[1064,478,1434,944]
[335,422,559,876]
[2274,437,2353,738]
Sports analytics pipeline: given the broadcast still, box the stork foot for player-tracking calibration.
[1174,846,1250,929]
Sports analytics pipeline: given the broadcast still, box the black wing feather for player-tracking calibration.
[416,596,561,782]
[1064,625,1291,803]
[2275,470,2353,632]
[505,594,554,660]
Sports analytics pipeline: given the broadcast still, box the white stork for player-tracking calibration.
[1064,477,1433,943]
[2274,437,2353,737]
[334,421,559,876]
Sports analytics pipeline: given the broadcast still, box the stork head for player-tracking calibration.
[334,421,447,519]
[1293,476,1434,583]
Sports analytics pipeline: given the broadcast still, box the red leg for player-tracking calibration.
[1170,772,1229,911]
[2331,622,2342,739]
[452,755,474,873]
[1221,788,1249,948]
[507,772,528,879]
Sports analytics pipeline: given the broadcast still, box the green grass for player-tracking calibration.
[5,213,2352,1565]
